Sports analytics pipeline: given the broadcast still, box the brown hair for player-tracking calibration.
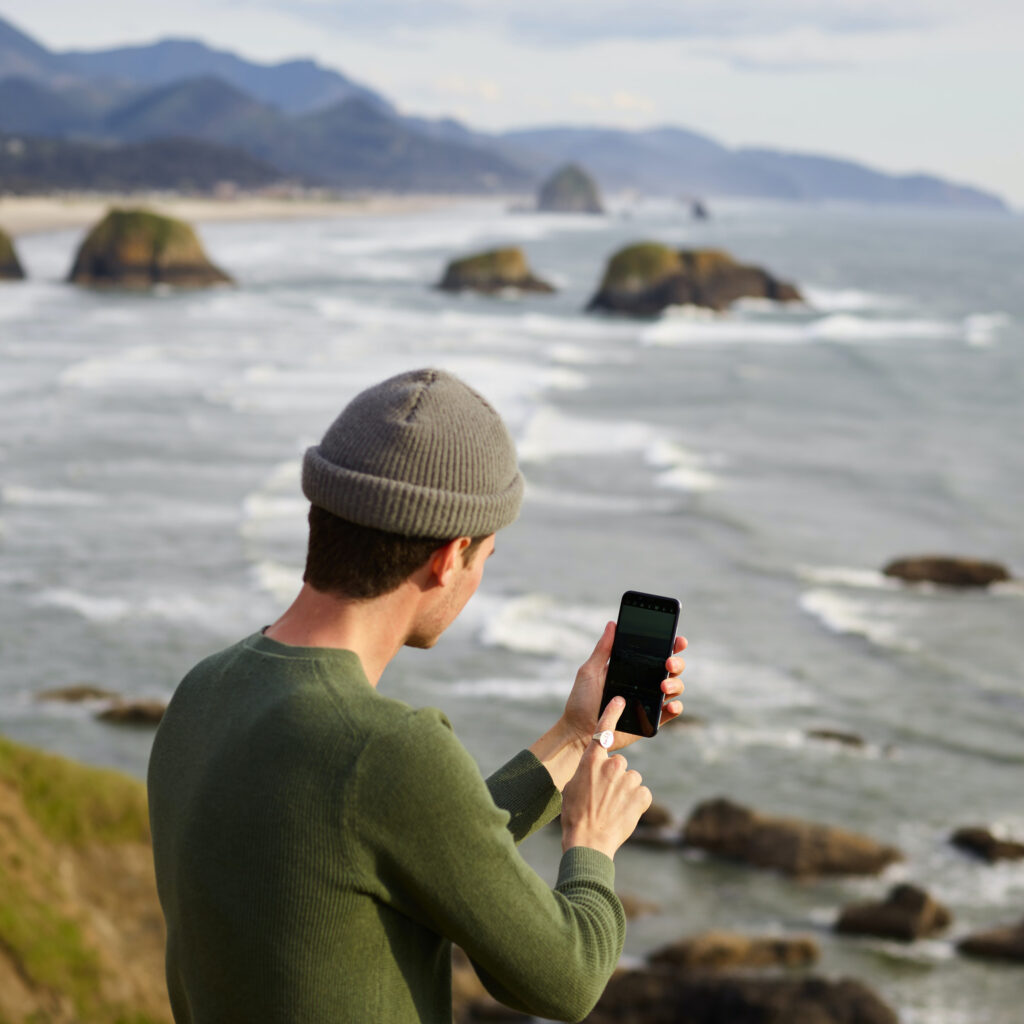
[303,504,486,600]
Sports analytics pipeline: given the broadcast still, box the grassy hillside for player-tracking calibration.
[0,735,170,1024]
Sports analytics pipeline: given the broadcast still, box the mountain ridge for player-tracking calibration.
[0,12,1008,209]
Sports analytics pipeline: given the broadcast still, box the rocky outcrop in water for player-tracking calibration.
[951,826,1024,863]
[682,797,903,877]
[586,243,802,315]
[437,247,554,294]
[537,163,604,214]
[649,932,819,970]
[882,555,1011,588]
[0,227,25,279]
[836,884,952,941]
[958,917,1024,964]
[68,208,233,288]
[97,700,167,726]
[584,969,899,1024]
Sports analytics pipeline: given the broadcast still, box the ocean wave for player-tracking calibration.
[28,585,271,631]
[443,676,573,701]
[251,560,302,605]
[1,485,105,508]
[59,345,207,392]
[641,311,959,347]
[646,439,722,492]
[799,588,921,652]
[964,312,1011,348]
[524,481,681,514]
[796,565,898,590]
[800,285,907,312]
[477,593,607,661]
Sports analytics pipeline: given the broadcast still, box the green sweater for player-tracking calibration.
[148,633,625,1023]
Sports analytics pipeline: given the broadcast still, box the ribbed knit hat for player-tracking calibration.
[302,368,524,539]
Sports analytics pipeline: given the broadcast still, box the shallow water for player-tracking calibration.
[2,198,1022,1021]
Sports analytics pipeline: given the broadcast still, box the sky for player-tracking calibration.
[4,0,1022,206]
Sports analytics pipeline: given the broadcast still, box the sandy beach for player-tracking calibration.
[0,191,468,238]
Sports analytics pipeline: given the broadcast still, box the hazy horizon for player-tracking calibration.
[2,1,1021,207]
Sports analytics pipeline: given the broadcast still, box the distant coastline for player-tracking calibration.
[0,191,469,238]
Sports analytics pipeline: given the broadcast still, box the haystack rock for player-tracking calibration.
[682,797,903,877]
[586,243,802,315]
[537,163,604,214]
[585,969,898,1024]
[437,247,554,294]
[951,826,1024,863]
[0,227,26,280]
[883,555,1011,588]
[836,883,952,941]
[68,208,233,288]
[958,917,1024,964]
[649,931,819,971]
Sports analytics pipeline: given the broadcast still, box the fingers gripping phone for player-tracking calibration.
[600,591,681,738]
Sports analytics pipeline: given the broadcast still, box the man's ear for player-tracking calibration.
[428,537,471,586]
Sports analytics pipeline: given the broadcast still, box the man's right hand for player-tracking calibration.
[559,697,653,859]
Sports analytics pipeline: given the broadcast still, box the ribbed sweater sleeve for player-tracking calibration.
[352,708,625,1023]
[485,748,563,843]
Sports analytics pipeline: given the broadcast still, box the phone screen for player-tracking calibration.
[601,591,680,737]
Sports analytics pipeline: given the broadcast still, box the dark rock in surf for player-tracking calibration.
[68,208,233,288]
[584,969,899,1024]
[682,797,903,877]
[537,163,604,214]
[619,892,661,920]
[691,199,710,220]
[37,684,120,702]
[97,699,167,726]
[586,243,802,316]
[806,728,866,748]
[951,826,1024,863]
[0,227,26,280]
[958,917,1024,964]
[437,247,555,294]
[649,931,819,970]
[835,883,952,941]
[882,555,1011,588]
[629,802,680,848]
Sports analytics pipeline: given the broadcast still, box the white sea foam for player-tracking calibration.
[964,312,1010,348]
[60,346,205,391]
[524,481,679,514]
[799,588,920,651]
[517,406,657,463]
[2,485,105,507]
[796,565,898,590]
[645,439,722,492]
[800,286,906,312]
[30,585,273,632]
[477,593,607,661]
[641,312,958,348]
[252,560,302,605]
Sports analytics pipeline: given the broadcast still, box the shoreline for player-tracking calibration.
[0,191,481,238]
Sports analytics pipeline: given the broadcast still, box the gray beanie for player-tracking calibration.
[302,368,524,539]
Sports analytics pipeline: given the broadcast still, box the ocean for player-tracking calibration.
[1,197,1022,1022]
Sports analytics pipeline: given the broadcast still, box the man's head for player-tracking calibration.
[300,368,523,606]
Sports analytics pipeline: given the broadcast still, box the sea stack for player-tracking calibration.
[0,227,26,280]
[68,208,233,288]
[537,163,604,214]
[587,243,802,315]
[882,556,1012,588]
[437,247,554,294]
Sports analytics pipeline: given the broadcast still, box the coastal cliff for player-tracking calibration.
[0,735,170,1024]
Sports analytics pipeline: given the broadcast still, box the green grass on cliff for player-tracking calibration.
[0,734,149,846]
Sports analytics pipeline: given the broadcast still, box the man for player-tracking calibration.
[148,367,686,1023]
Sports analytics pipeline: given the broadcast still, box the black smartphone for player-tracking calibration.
[600,590,681,738]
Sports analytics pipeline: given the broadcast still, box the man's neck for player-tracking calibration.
[263,582,419,687]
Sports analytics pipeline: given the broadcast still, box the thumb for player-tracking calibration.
[583,621,615,671]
